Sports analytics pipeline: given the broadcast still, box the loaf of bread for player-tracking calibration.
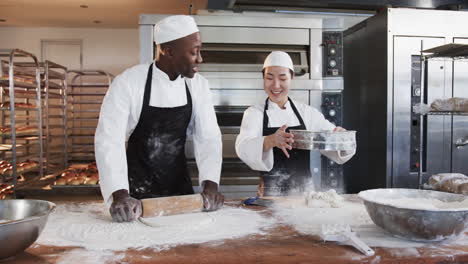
[0,125,37,136]
[54,161,100,186]
[431,98,468,112]
[428,173,468,194]
[0,102,36,109]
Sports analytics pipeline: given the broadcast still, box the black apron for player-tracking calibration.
[260,97,312,196]
[126,64,194,199]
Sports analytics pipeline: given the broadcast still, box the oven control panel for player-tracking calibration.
[410,55,424,173]
[322,32,343,77]
[321,92,345,193]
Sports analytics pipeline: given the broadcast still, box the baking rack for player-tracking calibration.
[8,60,69,173]
[0,49,43,197]
[67,70,113,163]
[417,43,468,188]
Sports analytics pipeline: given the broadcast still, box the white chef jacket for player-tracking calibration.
[95,63,222,205]
[235,99,355,171]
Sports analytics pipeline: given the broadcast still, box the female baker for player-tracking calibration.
[235,51,355,196]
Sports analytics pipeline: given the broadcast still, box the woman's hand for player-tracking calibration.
[333,126,346,132]
[263,125,294,158]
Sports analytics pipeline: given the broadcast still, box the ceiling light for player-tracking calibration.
[80,5,88,8]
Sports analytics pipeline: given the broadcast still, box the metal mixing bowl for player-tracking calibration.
[0,199,56,259]
[359,188,468,241]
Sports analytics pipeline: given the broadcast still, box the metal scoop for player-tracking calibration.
[321,224,375,256]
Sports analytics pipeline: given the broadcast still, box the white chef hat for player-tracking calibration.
[154,15,199,44]
[263,51,294,72]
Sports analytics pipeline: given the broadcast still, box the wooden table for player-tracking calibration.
[3,198,468,264]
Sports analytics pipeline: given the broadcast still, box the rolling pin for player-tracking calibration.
[140,194,204,218]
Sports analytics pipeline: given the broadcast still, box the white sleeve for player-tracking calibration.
[95,74,132,205]
[235,107,274,171]
[191,79,222,187]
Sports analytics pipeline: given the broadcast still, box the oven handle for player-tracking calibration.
[294,69,307,77]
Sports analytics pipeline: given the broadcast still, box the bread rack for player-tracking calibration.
[0,49,44,197]
[417,43,468,188]
[67,70,113,163]
[8,60,69,174]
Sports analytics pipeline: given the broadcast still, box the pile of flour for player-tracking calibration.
[36,202,275,251]
[304,189,344,208]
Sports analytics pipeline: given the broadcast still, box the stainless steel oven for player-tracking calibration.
[343,8,468,193]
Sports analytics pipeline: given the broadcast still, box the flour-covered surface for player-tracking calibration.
[36,202,276,251]
[273,194,468,249]
[8,196,467,264]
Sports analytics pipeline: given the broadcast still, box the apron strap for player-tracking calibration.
[142,64,153,108]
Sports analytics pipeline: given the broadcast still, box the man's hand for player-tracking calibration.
[201,180,224,211]
[263,125,294,158]
[110,189,142,222]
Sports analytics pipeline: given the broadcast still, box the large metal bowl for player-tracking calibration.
[358,188,468,241]
[0,199,56,259]
[290,130,356,151]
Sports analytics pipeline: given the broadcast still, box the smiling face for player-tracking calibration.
[263,66,292,108]
[172,32,203,78]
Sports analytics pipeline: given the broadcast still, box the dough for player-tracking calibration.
[305,189,344,208]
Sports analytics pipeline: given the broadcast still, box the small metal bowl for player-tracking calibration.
[359,188,468,241]
[0,199,56,259]
[290,130,356,151]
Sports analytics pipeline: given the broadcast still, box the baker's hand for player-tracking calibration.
[333,126,346,132]
[264,125,294,158]
[110,189,142,222]
[201,180,224,212]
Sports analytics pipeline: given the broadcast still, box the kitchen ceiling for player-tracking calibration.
[0,0,207,28]
[208,0,468,12]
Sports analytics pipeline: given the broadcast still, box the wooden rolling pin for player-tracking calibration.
[140,194,204,218]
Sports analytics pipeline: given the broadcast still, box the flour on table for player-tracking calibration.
[304,189,344,208]
[273,195,468,249]
[139,212,214,228]
[0,219,10,224]
[55,249,125,264]
[268,189,345,209]
[36,203,275,251]
[56,248,125,264]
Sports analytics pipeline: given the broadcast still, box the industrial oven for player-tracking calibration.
[343,8,468,193]
[139,11,368,196]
